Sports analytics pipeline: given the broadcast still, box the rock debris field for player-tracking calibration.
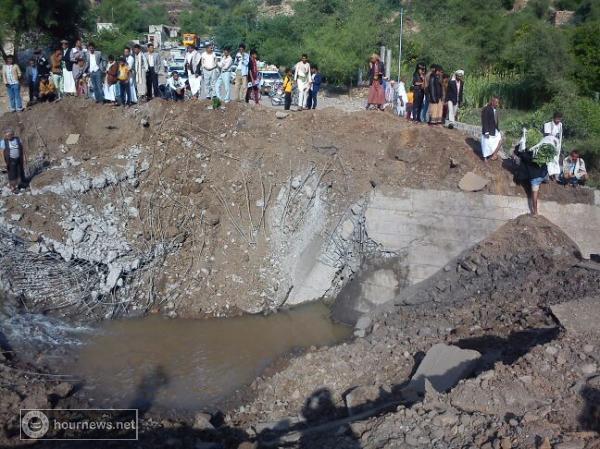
[0,98,598,448]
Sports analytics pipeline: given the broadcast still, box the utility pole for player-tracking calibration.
[398,5,404,83]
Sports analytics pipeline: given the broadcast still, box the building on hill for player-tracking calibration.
[552,10,575,26]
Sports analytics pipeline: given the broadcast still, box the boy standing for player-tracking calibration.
[283,67,293,111]
[307,65,322,110]
[117,58,131,106]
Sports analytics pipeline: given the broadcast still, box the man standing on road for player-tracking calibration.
[25,58,40,104]
[446,69,464,124]
[306,64,322,110]
[185,45,201,98]
[481,96,502,161]
[216,47,233,102]
[123,47,137,103]
[2,55,23,112]
[61,40,76,95]
[544,111,563,180]
[233,43,249,102]
[132,44,148,101]
[294,54,311,111]
[201,45,218,100]
[87,42,106,103]
[145,43,161,100]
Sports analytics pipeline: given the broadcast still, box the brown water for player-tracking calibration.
[69,302,351,412]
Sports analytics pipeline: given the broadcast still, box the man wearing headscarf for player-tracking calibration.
[447,70,464,124]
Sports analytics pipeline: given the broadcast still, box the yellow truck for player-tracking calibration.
[182,33,198,48]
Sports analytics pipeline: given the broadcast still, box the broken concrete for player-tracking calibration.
[459,171,489,191]
[550,297,600,336]
[406,343,481,395]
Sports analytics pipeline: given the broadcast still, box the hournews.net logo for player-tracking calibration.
[20,409,138,441]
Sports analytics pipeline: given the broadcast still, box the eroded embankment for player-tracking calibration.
[0,100,599,448]
[0,98,596,323]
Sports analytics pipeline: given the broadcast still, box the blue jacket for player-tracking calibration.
[311,73,322,93]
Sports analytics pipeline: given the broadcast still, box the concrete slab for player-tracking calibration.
[66,134,80,145]
[550,297,600,336]
[407,344,481,395]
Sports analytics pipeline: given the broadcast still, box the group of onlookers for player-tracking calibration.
[2,40,325,111]
[365,55,464,127]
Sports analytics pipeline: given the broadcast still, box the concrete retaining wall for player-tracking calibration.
[365,188,600,285]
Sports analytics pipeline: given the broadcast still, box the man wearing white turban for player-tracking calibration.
[446,69,464,124]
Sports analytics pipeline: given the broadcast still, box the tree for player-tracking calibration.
[0,0,90,58]
[572,20,600,95]
[93,0,167,34]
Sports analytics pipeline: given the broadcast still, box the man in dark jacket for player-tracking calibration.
[25,59,40,103]
[480,96,502,160]
[87,42,106,103]
[1,129,26,192]
[446,69,464,123]
[427,65,444,124]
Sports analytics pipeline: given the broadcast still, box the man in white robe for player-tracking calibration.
[124,47,137,103]
[61,40,76,95]
[185,46,202,98]
[544,111,563,179]
[294,54,311,111]
[133,44,148,100]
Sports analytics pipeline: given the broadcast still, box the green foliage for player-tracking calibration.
[0,0,90,53]
[526,128,544,148]
[572,21,600,95]
[93,0,167,34]
[463,74,533,109]
[89,30,137,57]
[500,22,573,104]
[533,144,557,166]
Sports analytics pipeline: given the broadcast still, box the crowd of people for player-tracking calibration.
[365,55,465,127]
[1,46,592,204]
[1,40,325,111]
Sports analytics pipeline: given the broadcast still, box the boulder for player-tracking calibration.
[405,343,481,396]
[192,412,214,430]
[275,111,289,119]
[458,172,489,192]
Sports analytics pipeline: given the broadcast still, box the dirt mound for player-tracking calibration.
[228,214,600,448]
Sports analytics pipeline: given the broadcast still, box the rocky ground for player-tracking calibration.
[1,215,598,449]
[0,98,598,448]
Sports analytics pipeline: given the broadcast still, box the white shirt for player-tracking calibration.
[544,121,563,149]
[185,50,200,73]
[294,61,311,83]
[89,53,99,72]
[148,52,155,67]
[201,52,217,70]
[167,77,185,90]
[1,137,20,159]
[219,55,233,72]
[4,65,17,84]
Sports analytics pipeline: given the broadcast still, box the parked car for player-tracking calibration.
[168,64,187,79]
[259,70,282,94]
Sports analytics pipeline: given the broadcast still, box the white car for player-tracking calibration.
[259,70,282,94]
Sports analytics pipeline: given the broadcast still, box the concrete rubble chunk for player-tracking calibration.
[275,111,289,119]
[394,148,421,163]
[458,171,489,192]
[345,384,387,415]
[65,134,80,145]
[406,343,481,396]
[550,297,600,336]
